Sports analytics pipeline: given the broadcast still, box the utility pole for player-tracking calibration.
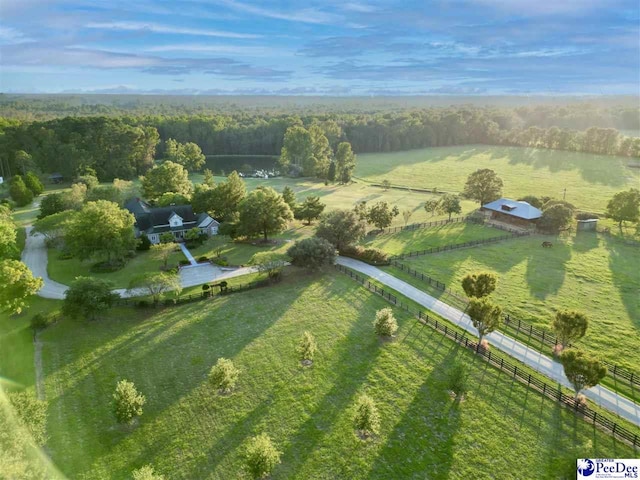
[563,188,566,200]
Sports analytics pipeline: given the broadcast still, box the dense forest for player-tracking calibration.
[0,95,638,181]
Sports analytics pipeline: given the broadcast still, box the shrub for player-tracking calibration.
[353,394,380,438]
[137,233,152,251]
[136,300,150,308]
[179,259,190,266]
[447,362,468,401]
[90,259,126,273]
[296,331,317,362]
[244,433,281,479]
[198,256,208,263]
[209,358,240,393]
[374,307,398,338]
[132,465,165,480]
[112,379,146,423]
[212,257,229,266]
[30,312,58,331]
[339,245,389,265]
[287,237,336,271]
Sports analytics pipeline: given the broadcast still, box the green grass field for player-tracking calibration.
[356,145,640,213]
[362,222,505,256]
[395,233,640,371]
[40,272,636,479]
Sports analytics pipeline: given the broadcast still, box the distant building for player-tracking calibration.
[48,173,64,184]
[124,198,219,244]
[481,198,542,227]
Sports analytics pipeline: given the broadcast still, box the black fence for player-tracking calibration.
[116,278,271,307]
[391,231,530,260]
[334,263,640,448]
[377,216,467,235]
[390,260,640,390]
[351,176,454,196]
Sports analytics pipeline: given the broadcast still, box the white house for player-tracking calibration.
[124,198,219,244]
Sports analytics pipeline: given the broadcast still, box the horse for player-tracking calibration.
[541,241,553,248]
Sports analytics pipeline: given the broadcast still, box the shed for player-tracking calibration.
[48,173,64,184]
[577,219,598,231]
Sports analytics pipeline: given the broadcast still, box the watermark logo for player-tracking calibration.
[578,459,595,477]
[577,459,640,479]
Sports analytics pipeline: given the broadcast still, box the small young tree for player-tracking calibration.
[63,277,119,320]
[296,331,317,363]
[447,362,468,403]
[552,310,588,350]
[113,379,146,423]
[281,186,297,211]
[560,349,607,400]
[461,272,498,298]
[401,209,413,226]
[128,272,181,306]
[159,232,175,244]
[353,394,380,438]
[467,297,502,348]
[287,237,336,271]
[150,242,175,269]
[367,201,399,230]
[373,307,398,338]
[294,196,325,225]
[132,465,165,480]
[137,233,152,251]
[424,199,440,217]
[209,358,240,394]
[244,433,281,479]
[381,179,391,191]
[438,194,462,220]
[250,252,287,280]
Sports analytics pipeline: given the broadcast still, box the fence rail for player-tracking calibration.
[334,263,640,448]
[115,278,271,307]
[390,260,640,389]
[391,231,530,260]
[377,216,467,235]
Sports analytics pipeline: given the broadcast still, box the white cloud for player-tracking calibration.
[0,26,33,45]
[85,21,261,39]
[143,43,287,56]
[468,0,611,15]
[211,0,343,25]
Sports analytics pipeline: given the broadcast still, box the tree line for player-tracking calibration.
[1,105,639,183]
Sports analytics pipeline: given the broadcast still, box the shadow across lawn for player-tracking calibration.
[524,237,571,300]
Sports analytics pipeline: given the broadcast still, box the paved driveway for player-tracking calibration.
[337,256,640,427]
[22,227,69,299]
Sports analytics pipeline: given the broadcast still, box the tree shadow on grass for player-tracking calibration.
[366,346,463,479]
[572,231,601,253]
[525,238,571,300]
[605,237,640,330]
[43,277,307,478]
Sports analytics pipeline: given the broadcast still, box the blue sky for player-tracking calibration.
[1,0,638,95]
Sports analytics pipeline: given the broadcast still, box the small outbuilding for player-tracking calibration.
[481,198,542,228]
[577,219,598,231]
[48,173,64,184]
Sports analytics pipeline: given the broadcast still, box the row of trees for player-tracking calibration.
[2,105,638,184]
[460,271,606,401]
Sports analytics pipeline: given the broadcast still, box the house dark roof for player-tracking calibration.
[482,198,542,220]
[124,198,216,235]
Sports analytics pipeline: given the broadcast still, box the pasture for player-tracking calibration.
[394,233,640,371]
[356,145,640,213]
[40,271,636,479]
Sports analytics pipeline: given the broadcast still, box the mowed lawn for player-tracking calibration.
[398,234,640,371]
[362,222,506,256]
[356,145,640,213]
[41,272,636,479]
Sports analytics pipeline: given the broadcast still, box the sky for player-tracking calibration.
[0,0,639,95]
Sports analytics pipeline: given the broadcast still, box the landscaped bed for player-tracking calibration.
[40,271,636,479]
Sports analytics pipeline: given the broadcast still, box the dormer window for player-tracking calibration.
[501,204,516,212]
[168,212,183,227]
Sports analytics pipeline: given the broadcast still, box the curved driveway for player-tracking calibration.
[337,256,640,428]
[22,227,258,299]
